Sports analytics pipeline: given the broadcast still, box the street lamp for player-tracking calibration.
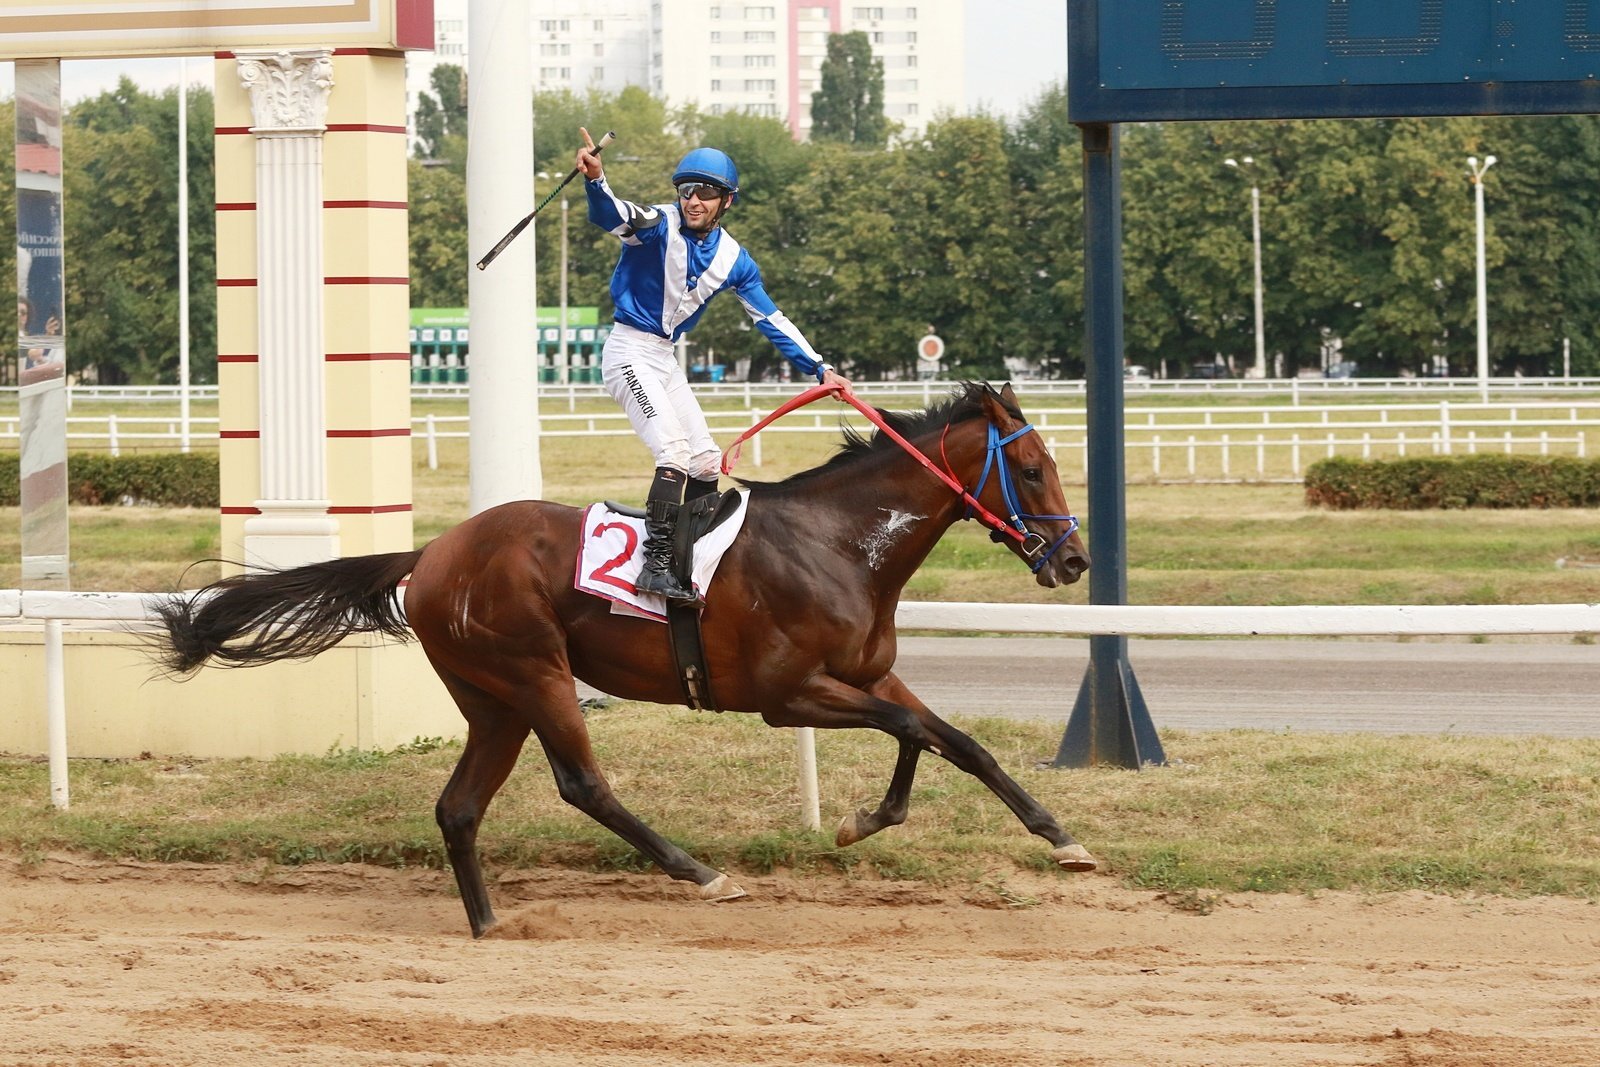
[535,171,573,384]
[1224,156,1267,379]
[1467,154,1497,401]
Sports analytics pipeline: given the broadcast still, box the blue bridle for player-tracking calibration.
[962,423,1082,574]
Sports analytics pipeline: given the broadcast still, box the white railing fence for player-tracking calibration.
[10,376,1599,406]
[12,400,1592,485]
[7,590,1598,821]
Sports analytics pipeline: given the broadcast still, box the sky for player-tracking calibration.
[0,1,1069,118]
[964,0,1068,117]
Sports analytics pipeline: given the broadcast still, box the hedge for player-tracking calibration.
[0,452,220,508]
[1305,454,1600,509]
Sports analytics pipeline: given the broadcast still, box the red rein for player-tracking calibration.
[720,384,1027,547]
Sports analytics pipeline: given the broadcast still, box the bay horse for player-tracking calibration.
[152,381,1095,938]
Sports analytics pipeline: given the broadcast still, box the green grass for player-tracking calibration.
[2,711,1597,898]
[6,390,1599,896]
[6,429,1600,604]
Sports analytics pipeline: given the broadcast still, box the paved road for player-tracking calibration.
[580,637,1600,737]
[887,637,1600,737]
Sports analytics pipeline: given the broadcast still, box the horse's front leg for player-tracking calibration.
[767,674,1097,872]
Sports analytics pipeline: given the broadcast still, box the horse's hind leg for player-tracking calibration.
[433,675,531,939]
[835,741,919,847]
[529,690,747,903]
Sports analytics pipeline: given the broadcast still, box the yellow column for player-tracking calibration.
[321,51,414,557]
[214,49,414,569]
[214,52,259,567]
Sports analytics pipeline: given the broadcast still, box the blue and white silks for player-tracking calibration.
[584,176,827,381]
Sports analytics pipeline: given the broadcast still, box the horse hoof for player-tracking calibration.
[699,873,747,903]
[1052,843,1098,872]
[835,809,872,848]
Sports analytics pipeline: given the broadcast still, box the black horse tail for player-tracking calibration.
[152,549,426,676]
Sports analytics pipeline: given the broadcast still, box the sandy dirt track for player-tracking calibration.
[2,856,1598,1067]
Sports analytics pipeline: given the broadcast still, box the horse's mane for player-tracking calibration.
[737,381,1020,492]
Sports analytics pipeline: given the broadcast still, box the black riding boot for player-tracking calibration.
[685,475,720,504]
[636,468,703,607]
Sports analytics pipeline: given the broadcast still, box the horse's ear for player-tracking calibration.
[999,382,1019,405]
[978,383,1012,425]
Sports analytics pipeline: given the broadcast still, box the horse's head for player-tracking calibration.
[971,384,1091,588]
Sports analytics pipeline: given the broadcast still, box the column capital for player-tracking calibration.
[235,49,335,134]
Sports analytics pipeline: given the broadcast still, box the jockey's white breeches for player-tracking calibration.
[601,323,722,480]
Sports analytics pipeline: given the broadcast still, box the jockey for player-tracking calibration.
[575,127,852,607]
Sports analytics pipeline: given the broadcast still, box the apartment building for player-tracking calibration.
[408,0,963,141]
[654,1,962,138]
[531,0,653,94]
[407,0,652,126]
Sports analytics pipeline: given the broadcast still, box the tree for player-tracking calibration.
[414,63,467,167]
[61,79,217,385]
[905,116,1029,379]
[761,141,925,379]
[810,32,889,147]
[1007,83,1083,376]
[408,158,468,307]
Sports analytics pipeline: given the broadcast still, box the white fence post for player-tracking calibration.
[796,728,821,832]
[108,414,120,457]
[45,619,68,810]
[426,413,439,471]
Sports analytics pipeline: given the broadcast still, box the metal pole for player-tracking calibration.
[559,195,569,384]
[178,57,191,453]
[1469,155,1496,404]
[1250,183,1265,379]
[1054,122,1164,770]
[1225,157,1266,379]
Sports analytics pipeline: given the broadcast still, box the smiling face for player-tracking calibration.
[677,182,729,234]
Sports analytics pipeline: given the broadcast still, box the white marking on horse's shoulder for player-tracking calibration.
[852,508,927,570]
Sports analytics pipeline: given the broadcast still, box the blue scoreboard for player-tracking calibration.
[1069,0,1600,121]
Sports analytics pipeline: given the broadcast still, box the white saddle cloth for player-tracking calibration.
[575,490,750,622]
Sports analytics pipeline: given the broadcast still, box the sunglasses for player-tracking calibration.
[676,182,727,203]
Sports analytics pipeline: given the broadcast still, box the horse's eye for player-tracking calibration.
[1022,467,1043,483]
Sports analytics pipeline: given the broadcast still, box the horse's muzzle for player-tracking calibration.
[1035,547,1090,588]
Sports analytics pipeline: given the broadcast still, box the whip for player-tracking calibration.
[475,130,615,270]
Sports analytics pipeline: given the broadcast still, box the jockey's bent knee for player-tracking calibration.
[650,442,694,474]
[687,451,722,483]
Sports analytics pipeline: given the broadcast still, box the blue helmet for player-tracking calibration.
[672,147,740,203]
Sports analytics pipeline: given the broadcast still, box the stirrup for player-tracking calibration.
[636,566,705,608]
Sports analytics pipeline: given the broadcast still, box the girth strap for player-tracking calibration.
[664,491,730,712]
